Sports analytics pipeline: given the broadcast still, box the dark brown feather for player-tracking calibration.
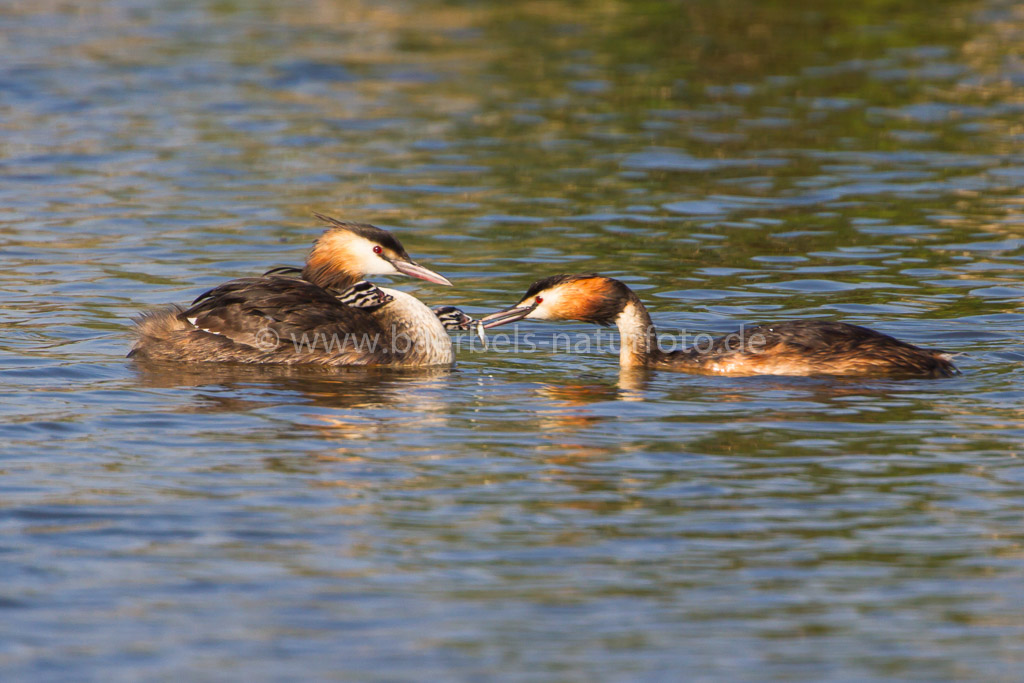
[131,277,396,365]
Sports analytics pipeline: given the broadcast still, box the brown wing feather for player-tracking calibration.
[131,277,395,365]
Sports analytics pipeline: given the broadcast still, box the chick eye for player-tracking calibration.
[373,245,383,255]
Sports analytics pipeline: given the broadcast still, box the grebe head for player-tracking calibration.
[481,274,630,328]
[432,305,473,331]
[303,212,452,289]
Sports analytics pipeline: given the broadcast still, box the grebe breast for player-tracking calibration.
[374,288,453,367]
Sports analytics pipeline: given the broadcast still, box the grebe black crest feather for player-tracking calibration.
[521,273,598,300]
[312,213,408,259]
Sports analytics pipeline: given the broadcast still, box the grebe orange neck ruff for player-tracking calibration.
[480,274,958,378]
[129,214,456,367]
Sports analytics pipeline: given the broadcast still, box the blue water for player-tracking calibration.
[2,1,1024,680]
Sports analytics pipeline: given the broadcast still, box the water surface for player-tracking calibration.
[2,0,1024,680]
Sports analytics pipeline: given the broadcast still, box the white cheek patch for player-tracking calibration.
[527,289,567,320]
[337,234,396,276]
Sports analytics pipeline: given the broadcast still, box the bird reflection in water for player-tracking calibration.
[131,359,458,414]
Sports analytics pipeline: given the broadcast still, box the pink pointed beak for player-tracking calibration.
[480,300,540,328]
[390,259,452,286]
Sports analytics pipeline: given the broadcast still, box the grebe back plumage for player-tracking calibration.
[481,274,958,378]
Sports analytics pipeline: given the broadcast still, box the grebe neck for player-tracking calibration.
[614,293,657,368]
[302,261,360,291]
[374,288,454,366]
[301,235,362,290]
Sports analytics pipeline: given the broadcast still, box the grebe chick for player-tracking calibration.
[481,274,958,378]
[434,305,488,345]
[129,214,456,367]
[432,305,473,331]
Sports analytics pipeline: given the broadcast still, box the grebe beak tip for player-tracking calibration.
[480,304,534,329]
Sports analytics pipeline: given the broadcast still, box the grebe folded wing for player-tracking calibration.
[181,276,392,362]
[663,319,957,377]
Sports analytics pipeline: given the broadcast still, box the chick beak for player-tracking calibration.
[480,301,539,329]
[390,258,452,286]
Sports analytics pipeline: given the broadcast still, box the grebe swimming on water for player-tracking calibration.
[481,274,958,378]
[130,214,458,367]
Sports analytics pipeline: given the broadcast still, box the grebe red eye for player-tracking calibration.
[373,245,383,255]
[535,297,543,304]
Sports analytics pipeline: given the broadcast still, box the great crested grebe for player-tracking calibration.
[481,274,959,378]
[129,214,458,366]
